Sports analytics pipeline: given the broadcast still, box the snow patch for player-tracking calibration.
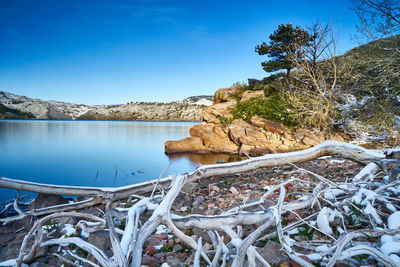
[380,241,400,255]
[388,211,400,229]
[61,224,75,237]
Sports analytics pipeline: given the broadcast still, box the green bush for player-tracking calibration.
[231,93,297,127]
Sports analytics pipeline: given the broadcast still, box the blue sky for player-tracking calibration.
[0,0,360,104]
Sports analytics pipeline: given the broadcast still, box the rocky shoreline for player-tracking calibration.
[165,86,351,156]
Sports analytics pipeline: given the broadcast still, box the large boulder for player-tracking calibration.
[190,124,238,154]
[250,115,287,134]
[165,137,208,154]
[213,86,241,104]
[240,90,266,102]
[201,101,235,124]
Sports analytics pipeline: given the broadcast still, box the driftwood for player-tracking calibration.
[0,140,399,267]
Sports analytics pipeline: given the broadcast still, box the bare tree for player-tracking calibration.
[287,22,347,131]
[350,0,400,39]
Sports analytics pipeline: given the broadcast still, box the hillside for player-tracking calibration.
[0,91,213,121]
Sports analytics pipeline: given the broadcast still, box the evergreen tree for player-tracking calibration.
[255,23,311,76]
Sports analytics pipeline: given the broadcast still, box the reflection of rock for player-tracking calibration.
[167,153,241,165]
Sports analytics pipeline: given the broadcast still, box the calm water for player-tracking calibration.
[0,120,214,202]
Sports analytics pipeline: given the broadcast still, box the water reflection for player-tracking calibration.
[168,153,242,165]
[0,119,246,203]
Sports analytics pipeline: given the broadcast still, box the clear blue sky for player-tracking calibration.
[0,0,360,105]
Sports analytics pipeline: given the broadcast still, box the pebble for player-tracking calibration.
[151,233,168,241]
[172,244,182,252]
[210,185,220,192]
[176,252,189,261]
[141,255,157,267]
[194,195,205,203]
[229,186,239,195]
[143,245,156,256]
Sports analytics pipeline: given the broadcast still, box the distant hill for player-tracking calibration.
[0,91,213,121]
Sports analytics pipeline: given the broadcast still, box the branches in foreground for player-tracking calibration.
[0,140,399,266]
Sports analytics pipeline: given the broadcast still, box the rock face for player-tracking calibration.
[0,91,212,121]
[165,86,352,155]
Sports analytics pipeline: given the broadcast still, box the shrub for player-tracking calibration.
[231,92,297,127]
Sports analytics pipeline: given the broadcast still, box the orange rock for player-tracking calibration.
[250,115,287,134]
[240,90,266,102]
[164,137,208,154]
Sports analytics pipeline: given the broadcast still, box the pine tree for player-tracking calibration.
[255,23,311,76]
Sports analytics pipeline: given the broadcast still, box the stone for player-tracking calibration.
[229,186,239,195]
[0,241,21,261]
[245,126,267,140]
[290,255,312,267]
[151,233,168,241]
[228,119,248,144]
[213,125,228,138]
[250,116,287,134]
[141,255,157,267]
[147,237,163,247]
[172,244,182,252]
[176,252,189,261]
[30,263,49,267]
[0,239,46,262]
[166,255,185,266]
[283,132,295,141]
[153,252,166,261]
[201,101,235,124]
[207,137,238,154]
[192,228,213,244]
[164,137,208,154]
[181,183,198,194]
[30,193,69,211]
[193,195,205,203]
[302,134,323,147]
[190,124,238,153]
[248,78,261,87]
[144,245,157,256]
[239,144,254,155]
[249,147,272,157]
[281,137,297,147]
[255,240,289,265]
[210,185,220,192]
[239,136,270,147]
[240,90,266,102]
[213,86,241,104]
[88,230,112,251]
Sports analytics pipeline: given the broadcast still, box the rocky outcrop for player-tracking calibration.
[165,137,208,154]
[0,91,212,121]
[240,90,266,102]
[201,101,236,124]
[165,86,352,155]
[213,86,240,104]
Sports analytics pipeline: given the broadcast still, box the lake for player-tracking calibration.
[0,120,237,203]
